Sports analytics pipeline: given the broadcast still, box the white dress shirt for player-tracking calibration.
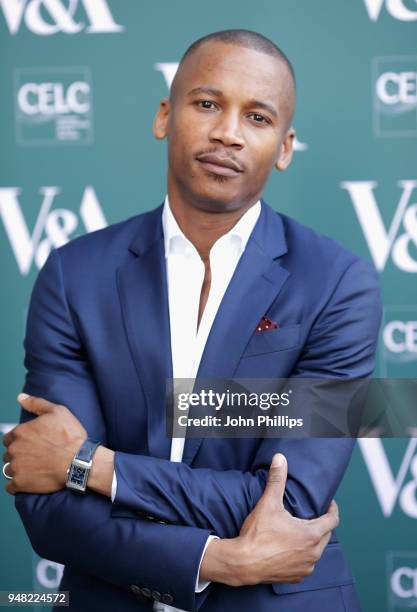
[112,196,261,612]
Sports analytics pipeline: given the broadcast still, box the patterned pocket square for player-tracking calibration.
[255,316,279,333]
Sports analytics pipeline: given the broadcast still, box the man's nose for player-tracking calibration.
[208,111,245,148]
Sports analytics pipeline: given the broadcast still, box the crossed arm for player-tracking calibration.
[2,248,381,609]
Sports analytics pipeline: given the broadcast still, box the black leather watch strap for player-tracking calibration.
[75,438,101,463]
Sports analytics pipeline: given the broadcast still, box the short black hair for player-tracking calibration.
[179,29,296,90]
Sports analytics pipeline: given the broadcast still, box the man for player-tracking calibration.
[2,29,381,611]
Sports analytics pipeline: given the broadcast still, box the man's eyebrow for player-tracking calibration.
[247,99,278,118]
[187,87,278,119]
[187,86,223,97]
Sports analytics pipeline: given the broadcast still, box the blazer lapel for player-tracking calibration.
[182,201,291,465]
[117,205,173,459]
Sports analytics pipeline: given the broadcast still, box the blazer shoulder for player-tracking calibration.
[279,211,377,277]
[56,207,159,268]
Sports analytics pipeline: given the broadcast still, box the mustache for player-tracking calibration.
[195,148,245,173]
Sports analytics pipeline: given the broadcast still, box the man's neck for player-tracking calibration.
[167,188,258,260]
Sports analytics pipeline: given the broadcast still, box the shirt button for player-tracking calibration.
[129,584,141,595]
[141,587,152,599]
[152,590,162,602]
[162,593,174,605]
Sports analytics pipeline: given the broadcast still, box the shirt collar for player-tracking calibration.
[162,195,261,257]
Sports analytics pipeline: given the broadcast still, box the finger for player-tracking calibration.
[263,453,288,509]
[313,499,340,537]
[5,480,16,496]
[17,393,56,415]
[2,429,16,447]
[314,529,332,561]
[327,499,339,527]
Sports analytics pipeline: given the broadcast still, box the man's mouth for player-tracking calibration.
[196,152,243,177]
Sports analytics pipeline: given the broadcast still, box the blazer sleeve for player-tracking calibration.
[15,249,211,612]
[112,258,382,536]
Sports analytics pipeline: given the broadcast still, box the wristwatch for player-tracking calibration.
[65,438,101,493]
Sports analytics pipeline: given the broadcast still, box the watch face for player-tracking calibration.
[70,465,86,487]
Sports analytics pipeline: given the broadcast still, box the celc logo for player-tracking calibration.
[377,71,417,105]
[14,67,93,145]
[341,180,417,272]
[381,308,417,376]
[18,81,89,114]
[0,186,107,275]
[373,56,417,137]
[363,0,417,21]
[384,318,417,354]
[154,62,309,152]
[386,552,417,611]
[0,0,123,35]
[384,321,417,353]
[359,439,417,519]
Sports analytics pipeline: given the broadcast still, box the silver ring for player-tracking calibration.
[2,462,13,480]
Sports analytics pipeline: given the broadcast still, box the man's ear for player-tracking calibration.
[152,97,170,140]
[275,127,296,171]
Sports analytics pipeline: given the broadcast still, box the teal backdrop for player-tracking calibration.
[1,2,417,611]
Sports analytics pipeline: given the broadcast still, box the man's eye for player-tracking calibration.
[198,100,216,109]
[250,113,268,123]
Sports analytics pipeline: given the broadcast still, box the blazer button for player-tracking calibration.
[162,593,174,605]
[129,584,141,595]
[151,590,162,602]
[141,587,152,599]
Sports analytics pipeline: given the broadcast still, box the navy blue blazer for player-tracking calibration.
[16,200,381,611]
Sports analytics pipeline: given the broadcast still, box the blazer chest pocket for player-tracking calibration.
[242,324,301,358]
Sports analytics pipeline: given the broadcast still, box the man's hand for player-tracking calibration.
[4,396,338,587]
[200,453,339,586]
[3,394,87,495]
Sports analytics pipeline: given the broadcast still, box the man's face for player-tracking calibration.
[153,41,295,212]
